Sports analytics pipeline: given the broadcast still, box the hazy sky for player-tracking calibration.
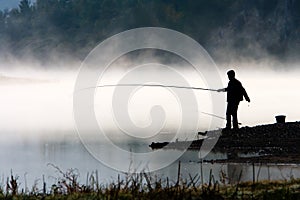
[0,0,20,10]
[0,0,36,10]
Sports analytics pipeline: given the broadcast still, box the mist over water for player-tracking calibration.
[0,59,299,142]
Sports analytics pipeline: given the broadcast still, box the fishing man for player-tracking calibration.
[218,70,250,130]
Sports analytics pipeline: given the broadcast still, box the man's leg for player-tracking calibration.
[226,103,232,129]
[232,102,239,129]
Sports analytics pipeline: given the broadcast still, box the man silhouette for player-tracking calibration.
[218,70,250,130]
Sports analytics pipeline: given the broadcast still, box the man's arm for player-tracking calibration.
[217,88,226,92]
[217,84,228,92]
[242,87,250,102]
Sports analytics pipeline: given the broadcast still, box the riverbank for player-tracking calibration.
[150,121,300,164]
[212,121,300,164]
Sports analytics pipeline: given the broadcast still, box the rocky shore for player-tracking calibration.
[150,121,300,163]
[212,121,300,163]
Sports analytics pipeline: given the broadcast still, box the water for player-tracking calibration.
[0,131,300,192]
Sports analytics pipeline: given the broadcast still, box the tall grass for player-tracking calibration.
[0,163,299,199]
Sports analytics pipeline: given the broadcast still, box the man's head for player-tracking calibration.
[227,70,235,80]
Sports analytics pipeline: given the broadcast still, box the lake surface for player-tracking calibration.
[0,131,300,192]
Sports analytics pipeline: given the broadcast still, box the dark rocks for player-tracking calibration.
[214,122,300,161]
[150,122,300,163]
[149,139,204,150]
[149,142,169,149]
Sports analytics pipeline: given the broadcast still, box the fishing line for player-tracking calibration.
[201,111,225,120]
[201,111,242,125]
[80,84,218,92]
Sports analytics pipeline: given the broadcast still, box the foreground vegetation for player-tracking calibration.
[1,164,299,200]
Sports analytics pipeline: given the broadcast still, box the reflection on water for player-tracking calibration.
[0,133,299,190]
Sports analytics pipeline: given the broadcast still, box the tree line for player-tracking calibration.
[0,0,299,63]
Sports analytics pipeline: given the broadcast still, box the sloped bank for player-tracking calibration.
[212,122,300,163]
[150,122,300,163]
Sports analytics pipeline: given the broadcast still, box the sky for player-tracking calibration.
[0,0,36,10]
[0,0,20,10]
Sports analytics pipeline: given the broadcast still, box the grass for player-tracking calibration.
[0,163,299,199]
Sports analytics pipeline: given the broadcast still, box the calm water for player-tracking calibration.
[0,131,300,192]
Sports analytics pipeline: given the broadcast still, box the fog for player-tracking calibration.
[0,66,76,134]
[0,58,299,142]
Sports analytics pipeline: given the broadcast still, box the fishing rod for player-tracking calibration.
[81,84,219,91]
[77,85,244,125]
